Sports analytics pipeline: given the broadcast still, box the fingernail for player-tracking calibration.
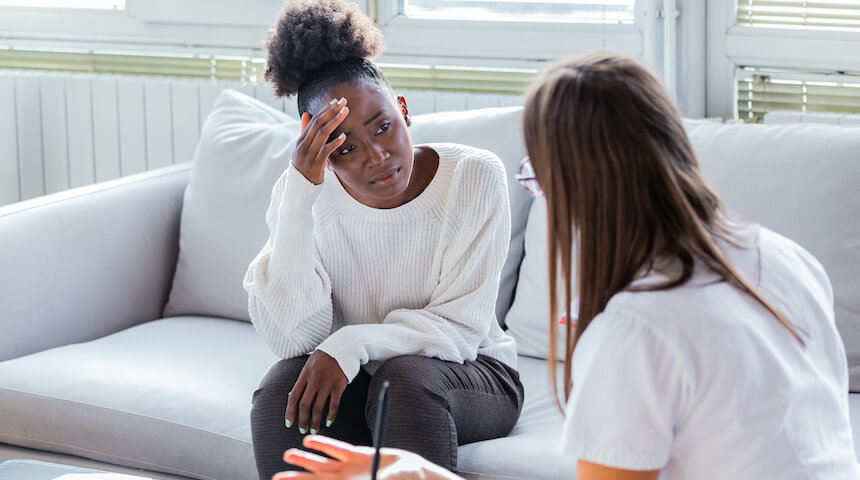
[285,419,292,428]
[337,133,345,140]
[299,427,306,434]
[309,428,318,435]
[325,420,333,428]
[339,106,347,115]
[337,97,346,104]
[329,98,337,105]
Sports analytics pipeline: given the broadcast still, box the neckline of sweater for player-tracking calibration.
[322,143,460,222]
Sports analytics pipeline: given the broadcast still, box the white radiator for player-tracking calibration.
[0,69,522,207]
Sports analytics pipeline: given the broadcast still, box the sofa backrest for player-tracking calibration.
[690,120,860,390]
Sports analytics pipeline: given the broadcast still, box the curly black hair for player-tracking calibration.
[264,0,389,116]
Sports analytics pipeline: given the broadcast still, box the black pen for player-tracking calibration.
[371,380,390,480]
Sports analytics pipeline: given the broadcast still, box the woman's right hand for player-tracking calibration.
[292,98,350,185]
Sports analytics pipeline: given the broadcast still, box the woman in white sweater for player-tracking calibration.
[274,55,858,480]
[243,2,521,479]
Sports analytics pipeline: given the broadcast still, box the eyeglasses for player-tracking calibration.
[515,157,543,197]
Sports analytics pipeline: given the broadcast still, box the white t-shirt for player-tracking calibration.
[560,225,858,479]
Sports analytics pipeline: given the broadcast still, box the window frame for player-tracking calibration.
[375,0,644,66]
[0,0,291,56]
[0,0,715,117]
[706,0,860,119]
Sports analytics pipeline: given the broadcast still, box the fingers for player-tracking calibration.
[271,472,311,480]
[284,377,306,430]
[292,383,327,434]
[302,435,371,462]
[292,99,349,184]
[325,384,345,429]
[309,392,327,434]
[296,388,316,435]
[283,448,343,474]
[320,129,348,160]
[306,104,349,159]
[308,380,347,433]
[298,98,348,152]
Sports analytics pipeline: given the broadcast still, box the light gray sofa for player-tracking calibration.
[2,91,860,480]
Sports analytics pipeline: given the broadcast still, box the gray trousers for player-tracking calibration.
[250,354,524,480]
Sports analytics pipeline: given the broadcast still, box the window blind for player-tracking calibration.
[0,49,265,82]
[737,0,860,30]
[737,71,860,122]
[0,48,536,94]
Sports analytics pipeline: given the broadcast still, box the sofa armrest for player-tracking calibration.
[0,163,191,362]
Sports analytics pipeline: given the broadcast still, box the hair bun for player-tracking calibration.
[265,0,385,97]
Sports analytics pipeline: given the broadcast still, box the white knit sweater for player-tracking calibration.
[243,143,518,382]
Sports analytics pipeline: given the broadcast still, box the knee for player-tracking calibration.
[366,356,446,419]
[251,357,308,419]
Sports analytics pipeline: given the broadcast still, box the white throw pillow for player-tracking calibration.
[164,90,300,320]
[165,91,532,326]
[504,197,569,361]
[408,107,533,324]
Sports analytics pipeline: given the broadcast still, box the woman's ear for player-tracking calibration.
[397,95,411,127]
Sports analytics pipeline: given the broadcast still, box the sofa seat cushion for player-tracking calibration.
[0,316,278,480]
[458,356,577,479]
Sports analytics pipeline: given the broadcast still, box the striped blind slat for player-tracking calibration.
[0,49,537,95]
[380,65,536,93]
[737,0,860,30]
[0,49,266,81]
[737,74,860,121]
[739,82,860,97]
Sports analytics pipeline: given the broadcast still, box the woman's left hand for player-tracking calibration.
[273,435,464,480]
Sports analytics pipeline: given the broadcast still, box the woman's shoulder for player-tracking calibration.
[757,227,829,286]
[423,143,507,189]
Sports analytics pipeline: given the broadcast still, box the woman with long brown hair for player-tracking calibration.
[271,53,858,480]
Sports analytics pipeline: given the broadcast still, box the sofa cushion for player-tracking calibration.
[0,316,279,480]
[408,107,533,323]
[165,90,532,325]
[504,198,568,360]
[164,90,300,321]
[458,355,577,479]
[686,121,860,391]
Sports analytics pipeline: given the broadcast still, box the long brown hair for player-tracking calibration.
[522,53,805,406]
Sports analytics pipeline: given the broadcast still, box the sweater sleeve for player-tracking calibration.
[243,163,334,359]
[316,157,512,381]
